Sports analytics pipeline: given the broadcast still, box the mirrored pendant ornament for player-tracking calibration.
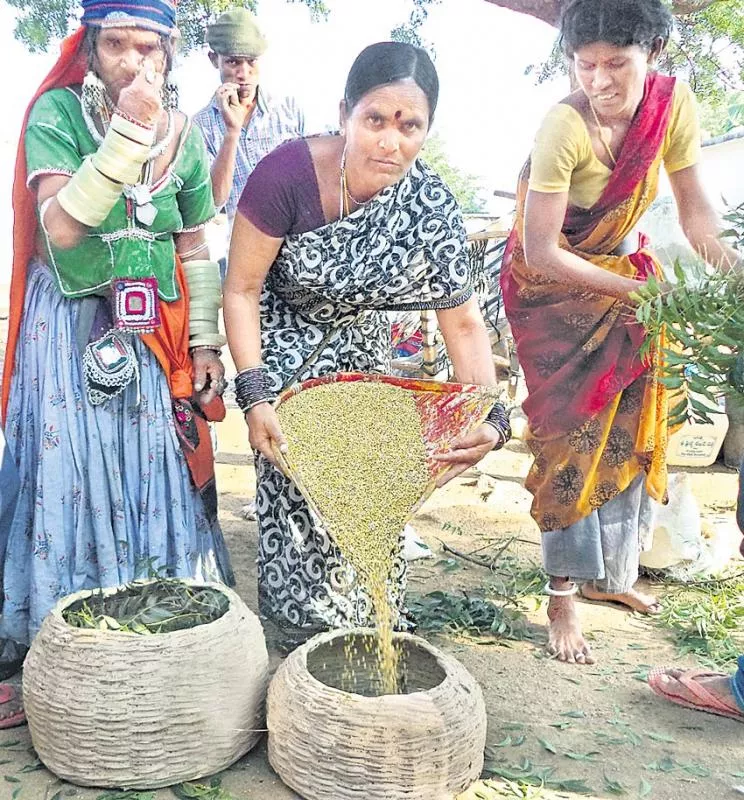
[136,202,158,226]
[125,183,159,227]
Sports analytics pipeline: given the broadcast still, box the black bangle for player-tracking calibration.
[234,366,274,413]
[484,402,511,447]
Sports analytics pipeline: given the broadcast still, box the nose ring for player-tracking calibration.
[120,60,127,68]
[378,140,386,148]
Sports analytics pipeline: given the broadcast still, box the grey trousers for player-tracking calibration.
[541,475,656,593]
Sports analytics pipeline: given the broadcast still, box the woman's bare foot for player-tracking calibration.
[580,583,661,614]
[546,592,595,665]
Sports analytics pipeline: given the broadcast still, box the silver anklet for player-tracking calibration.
[544,581,578,597]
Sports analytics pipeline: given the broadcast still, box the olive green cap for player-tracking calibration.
[207,7,267,57]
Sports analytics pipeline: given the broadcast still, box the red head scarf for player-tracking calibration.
[2,27,87,422]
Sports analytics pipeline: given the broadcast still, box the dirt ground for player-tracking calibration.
[0,431,742,800]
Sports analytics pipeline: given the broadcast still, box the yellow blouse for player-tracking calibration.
[529,80,701,209]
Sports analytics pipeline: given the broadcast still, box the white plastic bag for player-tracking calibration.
[641,472,703,570]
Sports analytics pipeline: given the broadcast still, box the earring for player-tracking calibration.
[161,79,179,111]
[82,71,109,115]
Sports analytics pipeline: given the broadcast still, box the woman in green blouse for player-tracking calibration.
[0,0,234,722]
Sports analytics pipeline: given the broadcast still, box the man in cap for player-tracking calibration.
[193,7,305,236]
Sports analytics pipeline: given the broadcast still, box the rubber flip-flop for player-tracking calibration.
[648,667,744,723]
[0,684,25,729]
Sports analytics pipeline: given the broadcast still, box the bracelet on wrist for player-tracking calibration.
[235,366,275,413]
[242,397,276,414]
[483,403,512,447]
[190,344,222,354]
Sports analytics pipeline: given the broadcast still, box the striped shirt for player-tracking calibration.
[192,87,306,221]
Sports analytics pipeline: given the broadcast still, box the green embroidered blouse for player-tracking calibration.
[25,87,215,301]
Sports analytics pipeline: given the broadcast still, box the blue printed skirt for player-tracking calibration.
[0,264,233,644]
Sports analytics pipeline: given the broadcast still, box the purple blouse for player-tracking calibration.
[237,138,325,237]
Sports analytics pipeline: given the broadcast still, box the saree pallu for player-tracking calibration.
[501,73,677,532]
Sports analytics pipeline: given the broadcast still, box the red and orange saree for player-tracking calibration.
[501,73,677,532]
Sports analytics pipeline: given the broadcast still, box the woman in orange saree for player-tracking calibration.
[501,0,740,665]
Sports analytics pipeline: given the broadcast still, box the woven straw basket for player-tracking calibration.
[22,579,269,789]
[267,628,487,800]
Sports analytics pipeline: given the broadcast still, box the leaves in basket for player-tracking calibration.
[62,579,229,635]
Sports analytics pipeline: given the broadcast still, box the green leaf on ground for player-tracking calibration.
[644,731,676,743]
[538,738,557,754]
[594,732,628,745]
[645,756,677,773]
[560,710,586,718]
[638,777,653,797]
[679,761,712,778]
[493,736,513,748]
[172,779,237,800]
[604,773,628,795]
[564,750,600,762]
[550,778,593,794]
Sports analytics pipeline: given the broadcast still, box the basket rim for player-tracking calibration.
[289,627,456,701]
[274,371,502,410]
[49,578,240,639]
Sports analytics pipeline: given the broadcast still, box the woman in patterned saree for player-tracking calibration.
[0,0,234,723]
[225,42,510,639]
[501,0,740,664]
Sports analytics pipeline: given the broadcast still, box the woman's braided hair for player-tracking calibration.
[559,0,674,56]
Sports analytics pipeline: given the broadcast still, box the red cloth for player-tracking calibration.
[2,27,87,423]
